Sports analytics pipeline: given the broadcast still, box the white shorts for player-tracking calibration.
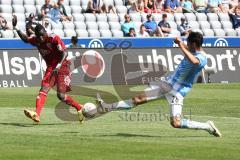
[165,90,184,117]
[144,81,184,117]
[144,80,172,101]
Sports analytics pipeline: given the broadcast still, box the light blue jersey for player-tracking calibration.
[167,51,207,97]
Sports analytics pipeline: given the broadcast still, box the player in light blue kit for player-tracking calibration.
[97,31,222,137]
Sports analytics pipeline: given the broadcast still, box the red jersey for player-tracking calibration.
[28,33,66,67]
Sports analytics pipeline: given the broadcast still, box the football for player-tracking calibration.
[82,102,97,118]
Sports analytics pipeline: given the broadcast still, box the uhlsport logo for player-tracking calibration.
[81,50,105,79]
[214,38,228,47]
[88,39,104,48]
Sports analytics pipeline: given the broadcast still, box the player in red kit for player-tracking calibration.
[12,15,85,123]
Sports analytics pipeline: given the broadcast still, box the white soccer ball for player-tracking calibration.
[82,102,97,118]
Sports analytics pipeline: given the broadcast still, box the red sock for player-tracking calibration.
[65,95,82,111]
[35,91,47,116]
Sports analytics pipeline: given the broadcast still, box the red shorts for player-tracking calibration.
[41,60,72,93]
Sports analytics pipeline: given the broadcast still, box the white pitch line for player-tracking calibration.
[1,107,240,120]
[113,111,240,120]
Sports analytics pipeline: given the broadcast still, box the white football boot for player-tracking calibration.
[207,121,222,137]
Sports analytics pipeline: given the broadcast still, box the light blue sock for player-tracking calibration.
[181,119,212,131]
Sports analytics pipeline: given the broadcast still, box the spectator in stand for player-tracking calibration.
[26,13,38,37]
[192,0,207,12]
[182,0,196,13]
[126,27,137,37]
[158,13,172,36]
[137,0,145,12]
[164,0,182,13]
[0,15,10,31]
[221,0,231,12]
[229,5,240,31]
[144,14,158,35]
[85,0,102,13]
[66,36,79,48]
[207,0,224,13]
[40,0,53,20]
[57,0,72,21]
[144,0,158,13]
[124,0,131,5]
[154,27,164,37]
[137,24,150,37]
[47,3,67,24]
[229,0,239,9]
[155,0,165,13]
[128,1,141,13]
[121,14,136,36]
[177,16,192,36]
[101,0,116,13]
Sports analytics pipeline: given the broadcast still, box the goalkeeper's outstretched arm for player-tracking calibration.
[12,15,29,43]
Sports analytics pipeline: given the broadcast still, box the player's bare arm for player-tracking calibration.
[174,37,200,65]
[12,15,29,43]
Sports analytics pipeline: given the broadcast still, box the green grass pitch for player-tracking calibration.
[0,83,240,160]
